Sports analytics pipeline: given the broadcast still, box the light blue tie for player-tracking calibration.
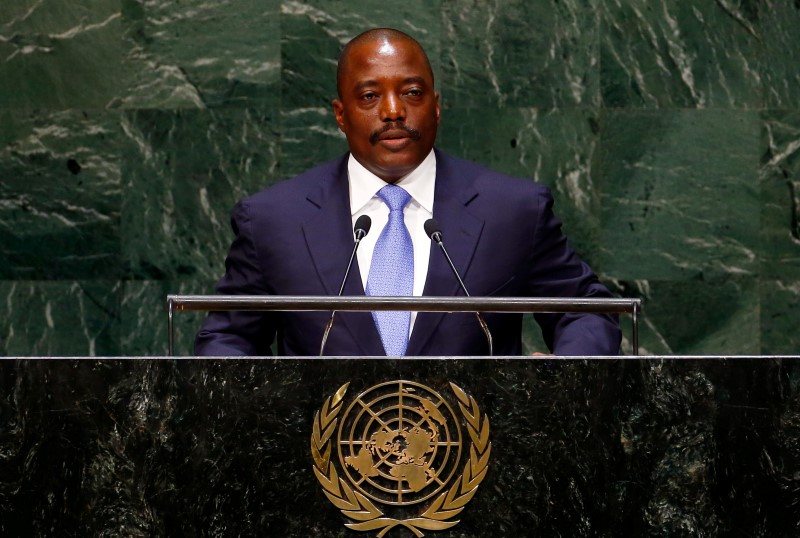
[366,185,413,356]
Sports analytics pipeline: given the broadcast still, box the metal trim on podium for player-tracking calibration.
[166,295,642,356]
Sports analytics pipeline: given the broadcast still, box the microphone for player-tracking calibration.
[424,218,493,355]
[353,214,371,243]
[319,215,371,356]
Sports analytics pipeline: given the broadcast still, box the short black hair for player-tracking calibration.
[336,28,434,99]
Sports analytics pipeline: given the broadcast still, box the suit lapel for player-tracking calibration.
[407,153,484,355]
[301,156,385,356]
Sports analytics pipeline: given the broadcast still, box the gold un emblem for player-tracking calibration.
[311,380,491,536]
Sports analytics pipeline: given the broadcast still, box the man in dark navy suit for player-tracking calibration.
[195,28,621,357]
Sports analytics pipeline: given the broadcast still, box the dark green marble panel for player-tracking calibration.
[760,0,800,108]
[118,0,281,109]
[609,277,759,355]
[0,0,799,357]
[121,108,280,281]
[439,107,602,264]
[121,280,212,356]
[441,0,599,108]
[600,0,762,108]
[279,106,348,177]
[0,281,120,356]
[760,110,800,353]
[597,109,760,281]
[760,110,800,354]
[0,109,121,279]
[761,110,800,275]
[280,0,442,109]
[0,0,125,109]
[761,277,800,355]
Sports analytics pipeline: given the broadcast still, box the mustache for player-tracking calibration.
[369,122,422,145]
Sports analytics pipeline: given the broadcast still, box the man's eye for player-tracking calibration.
[361,93,377,101]
[406,89,422,97]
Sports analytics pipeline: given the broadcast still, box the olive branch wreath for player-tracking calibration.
[310,382,491,537]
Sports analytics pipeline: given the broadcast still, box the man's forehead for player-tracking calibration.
[353,76,429,92]
[348,37,421,62]
[336,30,435,98]
[343,39,431,78]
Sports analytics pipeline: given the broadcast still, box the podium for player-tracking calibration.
[1,294,795,535]
[1,355,798,536]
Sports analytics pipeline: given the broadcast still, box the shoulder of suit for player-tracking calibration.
[239,153,348,206]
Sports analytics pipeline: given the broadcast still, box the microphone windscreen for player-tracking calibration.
[354,214,372,237]
[424,218,441,239]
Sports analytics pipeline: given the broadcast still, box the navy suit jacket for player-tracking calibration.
[195,149,621,356]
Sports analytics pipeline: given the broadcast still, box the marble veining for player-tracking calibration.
[1,3,799,365]
[600,0,762,108]
[0,357,798,536]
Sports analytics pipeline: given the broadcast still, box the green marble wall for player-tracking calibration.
[2,0,799,356]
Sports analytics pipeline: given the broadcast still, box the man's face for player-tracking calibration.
[333,38,440,183]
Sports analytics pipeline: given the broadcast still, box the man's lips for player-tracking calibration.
[376,130,412,149]
[378,129,411,141]
[369,123,421,146]
[377,137,413,151]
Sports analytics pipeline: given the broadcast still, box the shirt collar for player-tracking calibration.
[348,150,436,214]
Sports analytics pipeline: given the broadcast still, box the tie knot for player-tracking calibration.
[377,184,411,212]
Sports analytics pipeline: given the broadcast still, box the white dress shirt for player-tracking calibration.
[348,150,436,333]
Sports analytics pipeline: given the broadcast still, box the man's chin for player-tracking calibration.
[372,159,420,183]
[353,147,428,182]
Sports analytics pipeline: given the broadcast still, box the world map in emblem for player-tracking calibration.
[337,380,463,505]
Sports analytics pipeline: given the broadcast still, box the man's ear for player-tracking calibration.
[332,98,345,132]
[434,92,441,126]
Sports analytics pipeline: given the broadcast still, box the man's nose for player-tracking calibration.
[380,93,405,121]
